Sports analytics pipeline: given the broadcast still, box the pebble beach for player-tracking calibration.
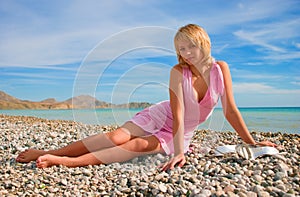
[0,114,299,197]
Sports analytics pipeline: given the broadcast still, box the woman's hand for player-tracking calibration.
[256,140,277,147]
[160,153,186,171]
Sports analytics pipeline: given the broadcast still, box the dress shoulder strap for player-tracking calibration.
[210,62,225,96]
[182,66,191,79]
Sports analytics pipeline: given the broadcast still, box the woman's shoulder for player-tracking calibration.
[170,64,185,82]
[215,60,232,86]
[215,60,229,70]
[171,63,188,73]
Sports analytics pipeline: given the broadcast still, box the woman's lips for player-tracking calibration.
[187,57,194,62]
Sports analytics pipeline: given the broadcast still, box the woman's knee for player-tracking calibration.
[121,121,146,137]
[106,128,131,145]
[129,137,160,153]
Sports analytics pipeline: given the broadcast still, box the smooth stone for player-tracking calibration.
[200,189,211,196]
[227,191,238,197]
[252,185,264,193]
[237,192,248,197]
[120,178,128,187]
[257,191,271,197]
[158,183,167,193]
[244,170,253,177]
[151,188,159,195]
[82,169,92,176]
[276,184,286,191]
[149,182,158,189]
[274,172,286,181]
[283,194,296,197]
[266,170,275,176]
[215,190,225,196]
[60,179,68,186]
[224,185,235,193]
[253,175,263,183]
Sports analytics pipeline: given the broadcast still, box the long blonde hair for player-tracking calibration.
[174,24,213,67]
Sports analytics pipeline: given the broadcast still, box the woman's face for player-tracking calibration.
[177,38,203,66]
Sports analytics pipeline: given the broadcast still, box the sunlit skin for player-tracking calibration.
[16,122,165,168]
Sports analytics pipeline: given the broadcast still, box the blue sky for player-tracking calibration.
[0,0,299,107]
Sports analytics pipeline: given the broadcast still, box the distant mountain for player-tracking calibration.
[115,102,154,109]
[40,98,57,103]
[0,91,72,109]
[64,95,111,109]
[0,91,152,110]
[0,91,20,103]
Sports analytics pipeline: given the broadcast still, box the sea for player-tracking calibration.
[0,107,299,134]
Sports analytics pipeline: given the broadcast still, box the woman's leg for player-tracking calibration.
[16,122,146,163]
[36,135,164,168]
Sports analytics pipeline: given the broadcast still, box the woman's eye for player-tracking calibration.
[179,48,185,51]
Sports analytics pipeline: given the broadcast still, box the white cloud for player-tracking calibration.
[85,26,176,63]
[1,71,74,80]
[233,17,300,50]
[0,1,180,68]
[232,18,300,63]
[291,81,300,86]
[233,82,300,94]
[294,43,300,49]
[230,68,284,80]
[214,44,229,54]
[1,0,298,68]
[263,52,300,61]
[197,0,297,31]
[234,30,285,52]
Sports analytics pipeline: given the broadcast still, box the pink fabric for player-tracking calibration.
[130,62,224,155]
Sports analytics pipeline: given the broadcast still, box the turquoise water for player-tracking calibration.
[0,107,299,134]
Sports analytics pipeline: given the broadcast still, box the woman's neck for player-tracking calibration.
[190,62,212,77]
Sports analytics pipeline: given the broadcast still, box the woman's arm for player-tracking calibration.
[218,61,276,147]
[218,61,259,145]
[170,65,185,155]
[161,65,186,171]
[218,61,256,144]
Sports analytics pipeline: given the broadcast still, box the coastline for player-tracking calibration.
[0,114,299,196]
[1,107,299,134]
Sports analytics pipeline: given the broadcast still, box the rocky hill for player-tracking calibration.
[0,91,73,109]
[64,95,112,109]
[0,91,152,110]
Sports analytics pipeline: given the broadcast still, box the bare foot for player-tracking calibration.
[16,149,46,163]
[36,154,64,168]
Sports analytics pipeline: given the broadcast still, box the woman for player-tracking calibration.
[16,24,276,169]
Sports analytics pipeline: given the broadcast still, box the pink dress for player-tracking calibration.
[130,62,224,155]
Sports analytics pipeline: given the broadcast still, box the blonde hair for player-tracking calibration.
[174,24,213,66]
